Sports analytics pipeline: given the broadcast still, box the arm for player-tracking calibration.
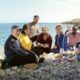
[48,35,52,48]
[37,24,40,34]
[9,40,31,56]
[53,36,58,49]
[37,34,41,46]
[19,36,32,50]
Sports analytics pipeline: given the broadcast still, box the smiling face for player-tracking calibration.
[11,28,20,38]
[42,27,48,34]
[56,25,63,35]
[33,16,39,23]
[24,27,30,35]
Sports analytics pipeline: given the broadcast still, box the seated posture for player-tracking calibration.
[67,27,80,48]
[51,25,67,53]
[3,25,38,68]
[19,24,32,50]
[32,27,52,56]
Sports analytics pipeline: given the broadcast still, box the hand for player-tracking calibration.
[53,45,58,49]
[37,43,41,46]
[40,44,44,47]
[43,44,49,48]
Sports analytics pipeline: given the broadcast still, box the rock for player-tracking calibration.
[0,61,80,80]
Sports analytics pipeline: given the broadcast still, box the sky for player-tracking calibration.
[0,0,80,23]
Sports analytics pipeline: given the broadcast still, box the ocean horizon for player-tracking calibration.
[0,23,73,57]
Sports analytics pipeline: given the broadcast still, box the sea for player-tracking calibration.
[0,23,73,57]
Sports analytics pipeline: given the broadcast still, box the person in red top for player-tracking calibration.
[32,27,52,56]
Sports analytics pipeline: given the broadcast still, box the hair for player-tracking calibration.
[55,25,62,29]
[11,25,19,30]
[19,28,22,32]
[42,27,48,30]
[33,15,39,18]
[72,27,77,31]
[21,24,29,35]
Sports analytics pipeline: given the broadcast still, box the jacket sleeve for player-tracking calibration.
[48,36,52,48]
[55,36,59,49]
[9,39,32,56]
[37,34,41,43]
[55,36,57,45]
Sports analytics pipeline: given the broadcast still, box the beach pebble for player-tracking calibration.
[0,60,80,80]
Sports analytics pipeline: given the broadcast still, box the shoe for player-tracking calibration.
[1,60,11,69]
[39,57,45,63]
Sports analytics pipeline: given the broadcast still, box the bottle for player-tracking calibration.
[60,48,64,54]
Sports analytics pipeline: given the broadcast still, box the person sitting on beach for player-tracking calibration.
[67,27,80,49]
[32,27,52,57]
[19,24,32,50]
[27,15,40,42]
[51,25,67,53]
[2,25,39,69]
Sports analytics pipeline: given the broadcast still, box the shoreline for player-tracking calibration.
[0,46,5,58]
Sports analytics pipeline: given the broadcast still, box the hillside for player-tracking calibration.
[62,18,80,24]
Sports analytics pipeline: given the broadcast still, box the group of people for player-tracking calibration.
[1,15,80,69]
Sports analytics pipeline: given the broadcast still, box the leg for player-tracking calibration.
[43,48,50,54]
[8,53,38,66]
[32,47,44,57]
[50,48,60,53]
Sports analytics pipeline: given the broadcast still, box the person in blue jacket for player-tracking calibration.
[51,25,67,53]
[1,25,38,69]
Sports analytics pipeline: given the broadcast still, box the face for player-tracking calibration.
[56,26,62,35]
[42,27,48,34]
[33,17,39,23]
[24,28,30,35]
[12,28,20,38]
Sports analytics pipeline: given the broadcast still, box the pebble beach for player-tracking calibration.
[0,60,80,80]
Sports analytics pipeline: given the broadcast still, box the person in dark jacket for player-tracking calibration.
[2,25,38,68]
